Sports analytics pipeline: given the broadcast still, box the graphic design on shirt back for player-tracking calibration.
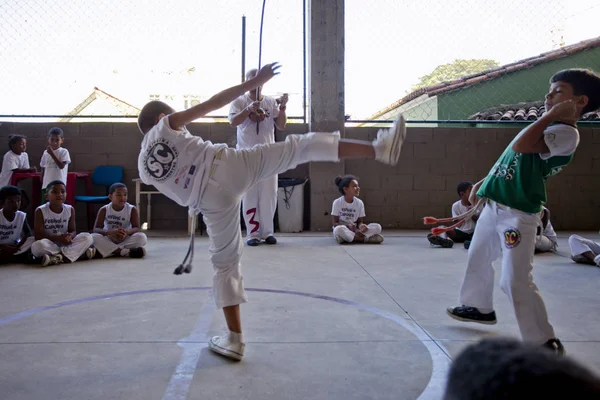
[143,139,178,182]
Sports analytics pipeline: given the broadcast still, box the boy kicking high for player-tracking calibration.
[137,62,406,361]
[446,69,600,355]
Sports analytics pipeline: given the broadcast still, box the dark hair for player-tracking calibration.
[550,69,600,115]
[443,337,600,400]
[8,135,26,152]
[334,175,358,195]
[456,181,472,197]
[137,100,175,134]
[47,127,64,138]
[46,180,65,191]
[0,185,22,201]
[109,182,127,194]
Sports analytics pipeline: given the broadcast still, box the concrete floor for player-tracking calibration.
[1,230,600,400]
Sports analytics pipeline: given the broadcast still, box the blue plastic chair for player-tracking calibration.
[75,165,124,230]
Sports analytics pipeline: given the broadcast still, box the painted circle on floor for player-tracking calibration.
[0,287,449,399]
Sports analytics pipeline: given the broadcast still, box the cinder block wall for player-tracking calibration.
[0,122,597,231]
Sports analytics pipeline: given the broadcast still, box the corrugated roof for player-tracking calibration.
[468,100,600,121]
[368,36,600,120]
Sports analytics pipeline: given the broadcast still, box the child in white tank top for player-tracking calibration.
[91,183,147,258]
[0,185,35,264]
[31,180,94,267]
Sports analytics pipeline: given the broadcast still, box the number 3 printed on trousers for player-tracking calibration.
[246,208,260,233]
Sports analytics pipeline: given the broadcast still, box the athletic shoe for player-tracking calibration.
[41,254,64,267]
[209,334,245,361]
[335,235,345,244]
[594,254,600,267]
[427,233,454,248]
[246,238,260,247]
[543,338,566,356]
[129,247,146,258]
[85,247,96,260]
[373,114,406,165]
[571,254,595,265]
[446,305,497,325]
[365,234,384,244]
[264,236,277,245]
[464,240,471,250]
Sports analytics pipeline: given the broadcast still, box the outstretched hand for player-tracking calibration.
[253,62,281,86]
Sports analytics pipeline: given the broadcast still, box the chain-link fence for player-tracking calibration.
[2,0,600,124]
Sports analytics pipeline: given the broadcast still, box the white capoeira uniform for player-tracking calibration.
[0,209,34,254]
[459,122,578,344]
[31,203,93,262]
[229,94,281,240]
[569,234,600,263]
[535,207,557,252]
[91,203,147,258]
[138,116,339,308]
[40,147,71,189]
[331,196,382,242]
[0,150,30,187]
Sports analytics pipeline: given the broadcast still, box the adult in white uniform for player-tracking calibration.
[229,68,288,246]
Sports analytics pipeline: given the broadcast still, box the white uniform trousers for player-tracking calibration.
[333,223,382,243]
[459,201,555,344]
[14,236,35,255]
[198,132,339,309]
[568,234,600,257]
[31,232,94,263]
[91,232,147,258]
[242,174,277,240]
[535,235,557,253]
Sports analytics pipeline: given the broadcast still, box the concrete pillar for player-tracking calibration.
[307,0,345,231]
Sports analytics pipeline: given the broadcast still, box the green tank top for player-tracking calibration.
[478,128,575,214]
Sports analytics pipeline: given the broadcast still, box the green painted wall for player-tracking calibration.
[438,47,600,120]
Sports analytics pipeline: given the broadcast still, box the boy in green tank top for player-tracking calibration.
[446,69,600,355]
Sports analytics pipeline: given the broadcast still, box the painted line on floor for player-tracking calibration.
[0,287,450,400]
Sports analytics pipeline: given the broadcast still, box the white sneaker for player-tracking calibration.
[41,254,64,267]
[209,334,245,361]
[373,114,406,165]
[365,234,384,244]
[85,247,96,260]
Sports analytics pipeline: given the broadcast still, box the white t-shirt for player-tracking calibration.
[138,116,228,210]
[331,196,366,226]
[228,94,281,149]
[101,202,133,230]
[0,210,27,245]
[540,123,579,160]
[40,147,71,189]
[38,203,72,236]
[452,200,475,234]
[0,151,30,187]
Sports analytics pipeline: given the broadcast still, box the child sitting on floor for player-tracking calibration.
[569,232,600,267]
[428,181,478,249]
[535,206,557,253]
[91,183,147,258]
[31,180,94,267]
[331,175,383,244]
[0,185,35,264]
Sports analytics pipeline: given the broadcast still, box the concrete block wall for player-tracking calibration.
[0,122,598,231]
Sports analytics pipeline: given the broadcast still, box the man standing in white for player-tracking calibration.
[40,127,71,194]
[229,69,288,246]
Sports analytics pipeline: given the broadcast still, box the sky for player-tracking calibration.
[0,0,599,120]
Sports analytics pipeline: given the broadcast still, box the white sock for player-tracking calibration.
[594,254,600,266]
[229,330,244,343]
[119,248,130,257]
[477,307,494,314]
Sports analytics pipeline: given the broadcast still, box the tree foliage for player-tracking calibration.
[411,59,500,92]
